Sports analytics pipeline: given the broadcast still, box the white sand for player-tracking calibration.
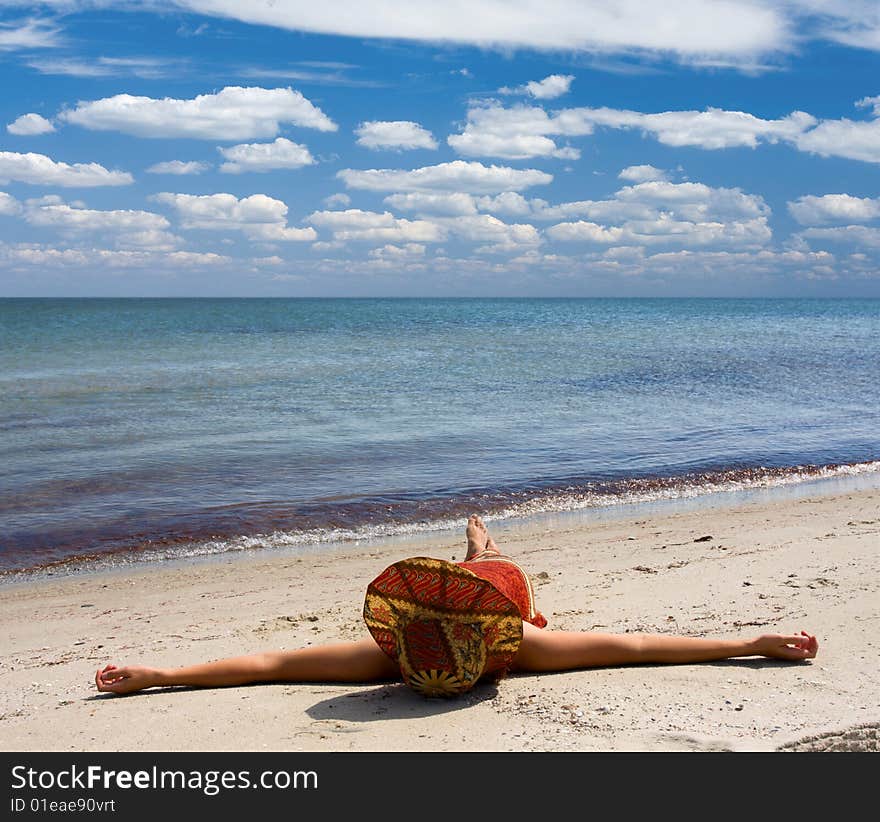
[1,482,878,752]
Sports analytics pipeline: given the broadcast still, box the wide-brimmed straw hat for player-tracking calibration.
[363,556,523,697]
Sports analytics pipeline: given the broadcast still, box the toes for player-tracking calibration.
[467,514,485,531]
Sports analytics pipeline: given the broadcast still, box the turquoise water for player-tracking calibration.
[1,298,878,573]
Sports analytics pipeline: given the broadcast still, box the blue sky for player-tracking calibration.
[0,1,879,297]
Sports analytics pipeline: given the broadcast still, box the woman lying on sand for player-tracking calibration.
[95,515,818,698]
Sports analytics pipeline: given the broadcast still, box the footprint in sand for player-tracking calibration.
[777,721,880,752]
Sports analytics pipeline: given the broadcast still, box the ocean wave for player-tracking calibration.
[4,458,878,581]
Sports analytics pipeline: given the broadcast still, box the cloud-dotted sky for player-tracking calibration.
[0,1,879,296]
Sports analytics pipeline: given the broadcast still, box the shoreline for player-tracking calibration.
[1,479,878,752]
[4,459,879,584]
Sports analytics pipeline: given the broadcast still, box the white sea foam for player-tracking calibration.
[73,460,880,572]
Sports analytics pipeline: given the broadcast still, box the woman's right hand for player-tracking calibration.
[95,664,162,695]
[752,631,818,660]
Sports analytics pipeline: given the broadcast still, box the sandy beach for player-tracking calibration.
[1,481,878,753]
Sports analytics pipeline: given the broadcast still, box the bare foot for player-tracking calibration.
[465,514,489,560]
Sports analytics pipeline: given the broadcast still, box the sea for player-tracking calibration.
[2,297,878,578]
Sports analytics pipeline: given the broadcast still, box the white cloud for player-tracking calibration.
[473,93,880,167]
[448,102,587,159]
[607,247,840,281]
[614,181,768,219]
[24,194,64,207]
[474,192,544,217]
[277,239,871,285]
[0,244,231,269]
[306,208,445,243]
[157,2,792,66]
[0,192,22,216]
[17,199,180,251]
[384,192,478,216]
[500,74,574,99]
[111,230,182,252]
[533,181,767,225]
[308,209,409,229]
[448,98,880,165]
[549,215,771,248]
[27,55,186,79]
[355,120,438,151]
[7,113,55,135]
[58,86,337,140]
[247,224,318,242]
[571,105,816,149]
[618,164,668,182]
[218,137,315,173]
[332,198,543,251]
[146,160,210,175]
[152,191,317,242]
[379,181,770,252]
[857,95,880,115]
[338,160,552,194]
[547,221,624,243]
[24,203,170,233]
[784,97,880,164]
[323,192,351,208]
[798,1,880,52]
[0,18,62,50]
[442,214,542,251]
[788,194,880,225]
[13,3,880,71]
[799,225,880,248]
[793,114,880,163]
[310,240,344,252]
[364,242,429,270]
[153,192,289,228]
[166,250,232,265]
[368,243,426,259]
[1,246,91,267]
[527,74,574,99]
[25,57,112,78]
[451,133,580,160]
[545,180,771,249]
[237,63,379,89]
[534,198,656,222]
[0,151,133,187]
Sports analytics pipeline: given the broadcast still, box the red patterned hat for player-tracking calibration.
[363,557,523,697]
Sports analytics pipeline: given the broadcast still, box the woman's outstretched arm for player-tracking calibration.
[512,624,818,672]
[95,627,819,694]
[95,638,399,696]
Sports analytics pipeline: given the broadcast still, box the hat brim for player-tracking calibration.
[363,557,523,696]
